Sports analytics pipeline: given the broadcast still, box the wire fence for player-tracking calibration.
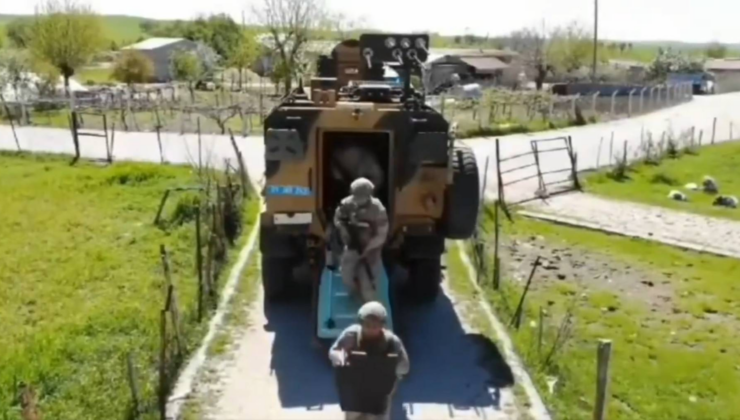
[428,83,694,138]
[0,83,282,137]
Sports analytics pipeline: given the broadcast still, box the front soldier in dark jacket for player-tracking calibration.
[330,302,409,420]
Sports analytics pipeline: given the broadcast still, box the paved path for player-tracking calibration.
[464,93,740,203]
[521,193,740,258]
[4,93,740,204]
[199,283,522,420]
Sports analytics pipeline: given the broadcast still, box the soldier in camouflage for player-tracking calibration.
[334,178,389,303]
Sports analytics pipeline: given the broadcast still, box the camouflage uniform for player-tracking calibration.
[334,178,389,302]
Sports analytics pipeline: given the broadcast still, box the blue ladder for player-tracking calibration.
[316,265,394,340]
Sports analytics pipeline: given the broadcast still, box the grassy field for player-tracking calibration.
[0,152,258,419]
[76,67,114,85]
[465,207,740,419]
[586,141,740,221]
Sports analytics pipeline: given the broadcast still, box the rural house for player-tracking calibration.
[424,48,521,92]
[121,38,202,82]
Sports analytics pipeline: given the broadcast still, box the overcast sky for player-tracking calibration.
[3,0,738,43]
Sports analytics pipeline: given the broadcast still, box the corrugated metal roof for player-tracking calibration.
[458,56,509,73]
[705,59,740,71]
[429,48,518,58]
[122,38,186,51]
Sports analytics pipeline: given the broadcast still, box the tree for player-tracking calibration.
[648,49,705,81]
[170,48,203,101]
[0,49,33,99]
[706,42,728,59]
[31,59,61,97]
[506,27,551,90]
[229,31,261,90]
[548,22,593,75]
[29,0,104,93]
[254,0,324,93]
[112,50,154,86]
[5,19,33,48]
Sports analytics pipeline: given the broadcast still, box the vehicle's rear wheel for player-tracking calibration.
[262,255,293,301]
[404,257,442,303]
[443,145,480,240]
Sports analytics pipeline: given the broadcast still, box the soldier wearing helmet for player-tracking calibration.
[334,178,389,303]
[329,301,409,420]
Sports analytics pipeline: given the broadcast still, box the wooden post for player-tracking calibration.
[608,132,614,166]
[126,353,142,419]
[197,117,203,175]
[493,199,501,290]
[103,114,112,163]
[110,122,116,161]
[154,189,172,225]
[712,117,717,144]
[594,339,613,420]
[196,207,204,322]
[511,256,541,329]
[538,307,545,357]
[70,111,81,164]
[0,94,21,152]
[155,109,164,164]
[158,309,167,420]
[160,245,183,358]
[228,129,250,198]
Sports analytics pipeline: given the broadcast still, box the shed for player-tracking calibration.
[121,38,200,82]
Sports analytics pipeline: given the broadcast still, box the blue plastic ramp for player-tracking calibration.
[317,265,393,340]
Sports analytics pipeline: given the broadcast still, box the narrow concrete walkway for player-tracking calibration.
[521,193,740,258]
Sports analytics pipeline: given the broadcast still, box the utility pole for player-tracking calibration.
[592,0,599,80]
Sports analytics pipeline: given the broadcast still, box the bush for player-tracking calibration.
[112,50,154,85]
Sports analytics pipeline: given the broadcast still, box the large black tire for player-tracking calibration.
[443,145,480,240]
[262,255,292,301]
[404,258,442,303]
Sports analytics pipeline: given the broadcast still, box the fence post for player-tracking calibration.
[731,122,734,140]
[126,353,142,419]
[571,94,579,118]
[511,256,541,330]
[628,89,636,117]
[594,339,613,420]
[158,309,167,420]
[195,207,204,322]
[493,199,501,290]
[591,92,600,115]
[70,111,81,164]
[596,137,604,169]
[639,87,647,113]
[0,94,21,152]
[610,90,618,115]
[609,132,614,166]
[155,109,164,163]
[712,117,717,144]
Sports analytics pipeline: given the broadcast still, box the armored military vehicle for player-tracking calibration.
[259,33,480,338]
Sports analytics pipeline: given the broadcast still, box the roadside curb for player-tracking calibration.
[166,209,262,420]
[455,241,552,420]
[518,210,740,260]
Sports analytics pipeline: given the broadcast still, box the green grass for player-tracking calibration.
[465,207,740,420]
[586,141,740,221]
[0,152,258,420]
[76,67,114,85]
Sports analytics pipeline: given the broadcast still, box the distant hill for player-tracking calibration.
[0,14,167,47]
